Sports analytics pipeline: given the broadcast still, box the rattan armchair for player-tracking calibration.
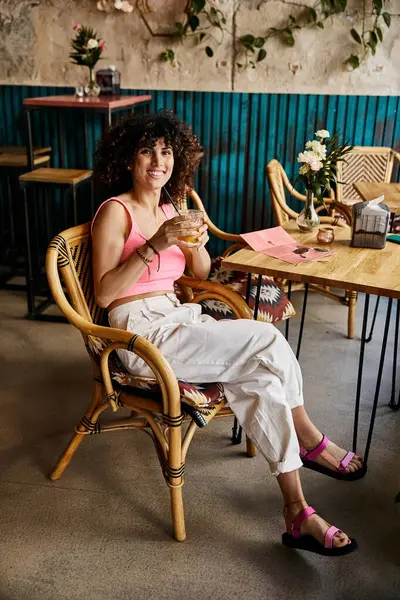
[46,223,256,542]
[265,159,357,339]
[336,146,400,206]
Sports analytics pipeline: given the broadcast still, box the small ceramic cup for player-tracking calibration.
[317,227,335,245]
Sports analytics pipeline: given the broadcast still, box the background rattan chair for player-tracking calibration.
[265,159,357,339]
[46,222,258,542]
[336,146,400,206]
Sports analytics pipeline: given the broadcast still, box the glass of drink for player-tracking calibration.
[178,209,204,243]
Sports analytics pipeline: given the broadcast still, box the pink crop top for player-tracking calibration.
[91,198,186,299]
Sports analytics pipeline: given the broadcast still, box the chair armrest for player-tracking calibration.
[178,274,253,319]
[45,245,181,420]
[392,150,400,165]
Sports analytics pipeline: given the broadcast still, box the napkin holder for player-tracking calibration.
[351,196,390,249]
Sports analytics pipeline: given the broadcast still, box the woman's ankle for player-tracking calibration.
[284,498,308,520]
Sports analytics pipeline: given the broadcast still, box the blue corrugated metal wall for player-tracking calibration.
[1,85,399,254]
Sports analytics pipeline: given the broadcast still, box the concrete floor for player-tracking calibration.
[0,289,399,600]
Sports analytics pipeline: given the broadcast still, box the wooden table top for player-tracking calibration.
[23,94,152,110]
[222,221,400,299]
[354,182,400,214]
[19,167,92,185]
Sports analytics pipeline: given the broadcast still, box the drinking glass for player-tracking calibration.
[178,209,204,243]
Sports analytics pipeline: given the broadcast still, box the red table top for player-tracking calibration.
[23,94,152,109]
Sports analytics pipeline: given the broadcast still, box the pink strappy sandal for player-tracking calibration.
[282,506,357,556]
[300,434,367,481]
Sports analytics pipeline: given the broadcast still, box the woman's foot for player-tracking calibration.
[283,499,357,555]
[301,434,363,474]
[285,500,350,548]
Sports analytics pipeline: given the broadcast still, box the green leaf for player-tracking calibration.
[373,0,383,14]
[370,31,378,45]
[368,41,377,56]
[345,54,360,69]
[333,0,346,12]
[257,48,267,62]
[208,7,221,27]
[382,12,391,28]
[282,29,295,47]
[188,15,199,32]
[254,37,265,48]
[350,28,362,44]
[306,7,317,22]
[205,46,214,57]
[175,22,184,37]
[189,0,205,13]
[199,32,206,42]
[376,26,383,42]
[240,34,255,45]
[317,21,324,29]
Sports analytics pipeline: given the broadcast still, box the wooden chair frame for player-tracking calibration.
[265,159,357,339]
[336,146,400,205]
[46,223,256,542]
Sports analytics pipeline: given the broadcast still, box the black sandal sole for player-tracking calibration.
[282,533,358,556]
[301,459,367,481]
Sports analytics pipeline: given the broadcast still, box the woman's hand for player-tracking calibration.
[195,223,209,250]
[149,216,205,252]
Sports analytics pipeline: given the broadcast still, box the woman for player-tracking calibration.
[92,110,364,556]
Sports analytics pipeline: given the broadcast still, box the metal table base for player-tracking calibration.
[232,274,399,465]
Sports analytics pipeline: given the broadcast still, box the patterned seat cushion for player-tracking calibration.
[199,256,295,322]
[86,335,226,427]
[392,214,400,233]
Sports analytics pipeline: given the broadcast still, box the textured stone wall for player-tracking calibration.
[1,0,399,94]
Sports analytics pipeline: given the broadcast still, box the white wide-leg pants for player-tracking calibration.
[109,293,304,476]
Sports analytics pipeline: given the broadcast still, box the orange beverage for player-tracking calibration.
[178,209,204,243]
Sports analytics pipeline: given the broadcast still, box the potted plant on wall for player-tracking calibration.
[70,24,105,96]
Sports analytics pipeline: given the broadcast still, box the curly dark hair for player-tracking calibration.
[93,109,203,203]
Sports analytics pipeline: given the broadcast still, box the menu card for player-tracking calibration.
[241,226,334,265]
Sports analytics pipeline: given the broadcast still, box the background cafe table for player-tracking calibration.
[23,94,152,170]
[222,221,400,466]
[354,182,400,216]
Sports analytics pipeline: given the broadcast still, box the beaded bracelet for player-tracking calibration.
[136,246,152,275]
[145,240,160,272]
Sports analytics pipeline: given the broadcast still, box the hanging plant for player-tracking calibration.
[159,0,227,65]
[346,0,392,69]
[95,0,394,71]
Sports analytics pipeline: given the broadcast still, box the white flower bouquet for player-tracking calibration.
[297,130,353,202]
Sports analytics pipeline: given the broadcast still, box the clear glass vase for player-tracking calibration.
[84,67,101,97]
[296,190,320,232]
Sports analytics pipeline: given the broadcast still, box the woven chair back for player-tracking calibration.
[50,224,106,325]
[337,147,394,203]
[266,159,298,225]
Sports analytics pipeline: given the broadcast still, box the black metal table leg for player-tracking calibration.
[58,113,65,168]
[363,298,393,463]
[253,274,262,320]
[365,296,380,343]
[389,299,400,411]
[284,280,292,340]
[25,109,34,172]
[22,187,35,317]
[296,283,309,360]
[352,294,370,453]
[83,113,90,168]
[232,272,259,445]
[72,185,78,225]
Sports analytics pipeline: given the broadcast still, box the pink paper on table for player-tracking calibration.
[241,226,334,265]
